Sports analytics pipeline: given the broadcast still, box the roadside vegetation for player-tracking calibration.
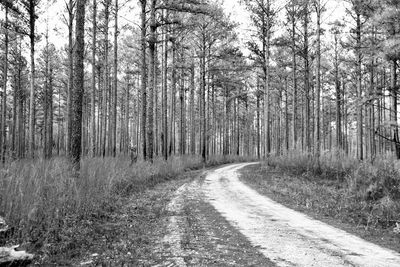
[0,155,250,264]
[239,151,400,251]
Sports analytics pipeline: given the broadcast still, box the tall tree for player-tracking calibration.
[139,0,147,160]
[314,0,324,157]
[22,0,40,158]
[91,0,97,157]
[70,0,86,167]
[1,4,9,162]
[112,0,118,157]
[147,0,156,162]
[66,0,74,155]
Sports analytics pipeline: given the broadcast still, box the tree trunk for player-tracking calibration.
[356,12,363,160]
[102,0,110,157]
[190,63,195,155]
[66,0,74,156]
[303,0,311,153]
[1,5,9,162]
[43,27,49,158]
[334,32,342,150]
[179,67,186,155]
[169,39,176,156]
[291,0,297,150]
[391,60,400,158]
[70,0,86,168]
[315,0,321,157]
[264,0,271,156]
[28,1,36,158]
[91,0,97,157]
[112,0,118,157]
[140,0,147,160]
[147,0,156,162]
[162,15,168,160]
[256,82,261,159]
[201,39,206,162]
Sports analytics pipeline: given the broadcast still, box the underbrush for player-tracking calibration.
[263,150,400,230]
[0,154,251,261]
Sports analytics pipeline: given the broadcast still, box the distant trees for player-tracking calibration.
[1,0,400,164]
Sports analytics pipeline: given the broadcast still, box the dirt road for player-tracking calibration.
[159,162,400,267]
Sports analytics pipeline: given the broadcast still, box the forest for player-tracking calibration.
[1,0,400,265]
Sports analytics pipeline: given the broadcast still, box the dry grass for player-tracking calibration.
[262,150,400,229]
[0,154,252,261]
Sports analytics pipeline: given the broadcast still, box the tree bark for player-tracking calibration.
[28,0,36,158]
[190,63,195,155]
[140,0,147,160]
[356,12,363,160]
[162,15,168,160]
[91,0,97,157]
[315,0,321,157]
[1,5,9,162]
[112,0,118,157]
[147,0,156,162]
[70,0,86,168]
[290,0,298,150]
[391,60,400,158]
[66,0,74,156]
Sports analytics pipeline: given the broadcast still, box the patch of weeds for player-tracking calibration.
[0,155,250,264]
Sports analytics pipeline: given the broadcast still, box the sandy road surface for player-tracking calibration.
[204,163,400,267]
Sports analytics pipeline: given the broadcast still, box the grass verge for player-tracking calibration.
[239,151,400,252]
[0,154,251,264]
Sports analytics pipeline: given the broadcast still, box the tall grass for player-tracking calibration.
[265,150,400,228]
[0,154,253,246]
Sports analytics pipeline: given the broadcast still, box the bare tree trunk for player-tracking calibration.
[162,14,168,160]
[303,0,311,153]
[190,63,195,155]
[70,0,86,168]
[256,81,261,159]
[264,0,271,156]
[356,12,363,160]
[179,67,186,155]
[91,0,97,157]
[391,60,400,158]
[1,5,9,162]
[290,1,298,150]
[66,0,74,156]
[102,0,110,157]
[140,0,147,160]
[125,74,130,153]
[43,26,49,158]
[201,39,206,161]
[334,32,342,150]
[285,76,289,152]
[28,1,36,158]
[154,43,159,157]
[147,0,156,162]
[315,0,322,157]
[169,39,176,156]
[112,0,118,157]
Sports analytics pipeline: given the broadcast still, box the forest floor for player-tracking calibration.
[31,162,400,266]
[33,163,271,266]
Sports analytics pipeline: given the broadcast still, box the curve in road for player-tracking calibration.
[204,163,400,267]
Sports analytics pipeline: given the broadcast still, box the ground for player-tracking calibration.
[33,162,400,266]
